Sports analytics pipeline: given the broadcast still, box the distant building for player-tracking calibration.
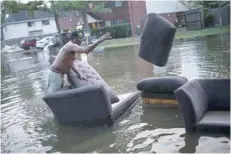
[145,0,189,26]
[87,1,147,36]
[1,10,57,40]
[58,10,82,33]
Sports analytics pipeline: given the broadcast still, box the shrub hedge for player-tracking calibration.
[91,24,131,39]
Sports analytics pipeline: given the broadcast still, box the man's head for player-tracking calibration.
[71,31,83,45]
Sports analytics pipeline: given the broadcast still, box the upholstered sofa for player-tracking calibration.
[174,79,230,133]
[43,85,140,126]
[43,60,140,126]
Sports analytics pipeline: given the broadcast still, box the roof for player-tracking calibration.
[77,12,102,25]
[58,11,82,30]
[3,10,54,26]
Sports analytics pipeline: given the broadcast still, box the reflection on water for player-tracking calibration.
[1,33,230,153]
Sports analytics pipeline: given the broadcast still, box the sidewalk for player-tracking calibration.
[98,26,230,49]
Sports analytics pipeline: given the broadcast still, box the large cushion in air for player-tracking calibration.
[139,13,176,67]
[67,60,120,104]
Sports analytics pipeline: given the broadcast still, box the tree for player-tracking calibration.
[193,1,220,9]
[56,1,110,43]
[1,1,106,46]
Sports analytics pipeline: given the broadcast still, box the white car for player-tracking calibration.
[36,36,54,49]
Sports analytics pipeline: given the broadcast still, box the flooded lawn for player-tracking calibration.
[1,33,230,153]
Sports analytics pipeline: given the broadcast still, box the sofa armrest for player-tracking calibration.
[43,85,113,125]
[174,80,209,131]
[112,91,140,122]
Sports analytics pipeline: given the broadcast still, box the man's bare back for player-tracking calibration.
[46,31,111,93]
[51,41,79,74]
[50,32,111,74]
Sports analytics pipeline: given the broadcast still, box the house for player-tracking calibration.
[1,10,57,41]
[145,0,190,26]
[85,1,147,36]
[58,10,82,33]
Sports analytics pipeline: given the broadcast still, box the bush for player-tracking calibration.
[204,12,214,27]
[91,24,131,39]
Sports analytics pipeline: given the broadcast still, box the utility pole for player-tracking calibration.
[219,1,222,27]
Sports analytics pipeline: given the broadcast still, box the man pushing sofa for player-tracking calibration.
[46,31,112,93]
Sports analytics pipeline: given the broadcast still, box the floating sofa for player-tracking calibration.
[137,76,188,107]
[174,79,230,133]
[43,60,140,126]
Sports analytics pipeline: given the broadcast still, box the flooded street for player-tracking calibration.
[1,33,230,153]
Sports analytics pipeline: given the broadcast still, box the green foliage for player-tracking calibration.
[193,1,220,8]
[204,12,214,27]
[1,1,24,23]
[91,24,131,39]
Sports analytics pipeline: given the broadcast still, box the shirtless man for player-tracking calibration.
[46,31,111,93]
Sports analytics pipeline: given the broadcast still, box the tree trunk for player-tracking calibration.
[82,8,89,44]
[54,13,63,46]
[51,1,63,46]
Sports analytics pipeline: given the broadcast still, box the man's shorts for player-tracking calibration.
[46,69,64,93]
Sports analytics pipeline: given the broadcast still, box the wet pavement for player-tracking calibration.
[1,33,230,153]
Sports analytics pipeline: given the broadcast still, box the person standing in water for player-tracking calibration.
[47,31,111,93]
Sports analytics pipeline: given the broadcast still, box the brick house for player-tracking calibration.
[89,1,147,36]
[145,1,190,27]
[58,10,82,32]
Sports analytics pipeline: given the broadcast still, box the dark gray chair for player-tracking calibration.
[43,85,140,126]
[174,79,230,132]
[137,76,188,107]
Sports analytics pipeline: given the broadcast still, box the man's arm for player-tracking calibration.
[71,32,111,54]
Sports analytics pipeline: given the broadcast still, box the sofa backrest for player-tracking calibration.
[67,60,119,104]
[43,85,114,125]
[198,79,230,111]
[174,80,209,130]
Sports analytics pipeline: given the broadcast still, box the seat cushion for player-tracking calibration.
[67,60,119,104]
[196,111,230,128]
[137,76,188,93]
[139,13,176,67]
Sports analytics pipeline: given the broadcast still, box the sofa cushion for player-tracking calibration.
[196,111,230,128]
[67,60,119,104]
[139,13,176,67]
[137,76,188,93]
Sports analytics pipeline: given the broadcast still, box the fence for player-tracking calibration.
[1,33,57,49]
[184,8,204,31]
[208,4,230,26]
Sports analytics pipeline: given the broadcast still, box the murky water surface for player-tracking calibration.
[1,34,230,153]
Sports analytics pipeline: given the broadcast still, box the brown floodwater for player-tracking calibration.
[1,33,230,153]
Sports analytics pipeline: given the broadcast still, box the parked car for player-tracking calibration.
[36,36,54,49]
[20,39,37,50]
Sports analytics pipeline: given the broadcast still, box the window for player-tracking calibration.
[118,19,125,24]
[27,21,35,27]
[28,30,43,35]
[61,12,67,19]
[111,20,118,25]
[75,11,80,17]
[105,20,111,27]
[104,2,109,8]
[114,1,122,7]
[42,20,50,25]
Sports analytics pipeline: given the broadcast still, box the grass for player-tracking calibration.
[98,26,230,49]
